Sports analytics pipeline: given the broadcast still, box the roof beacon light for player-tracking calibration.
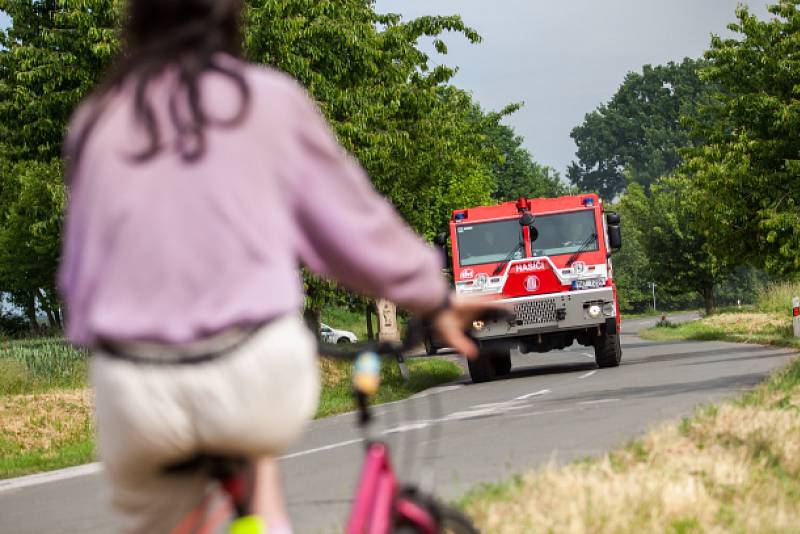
[454,211,467,221]
[583,197,595,207]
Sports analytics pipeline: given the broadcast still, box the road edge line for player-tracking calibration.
[0,462,103,494]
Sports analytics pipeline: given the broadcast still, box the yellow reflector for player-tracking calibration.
[229,515,265,534]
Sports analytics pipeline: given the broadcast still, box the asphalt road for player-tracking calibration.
[1,313,797,533]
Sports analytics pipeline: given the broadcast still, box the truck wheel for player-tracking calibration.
[467,355,496,383]
[492,353,512,376]
[594,332,622,368]
[424,335,437,356]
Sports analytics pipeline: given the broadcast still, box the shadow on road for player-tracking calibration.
[680,350,796,367]
[621,345,772,367]
[621,340,690,350]
[496,361,598,382]
[553,371,769,404]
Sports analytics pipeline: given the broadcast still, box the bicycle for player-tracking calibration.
[165,312,508,534]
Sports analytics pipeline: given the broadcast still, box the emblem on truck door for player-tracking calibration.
[524,275,540,293]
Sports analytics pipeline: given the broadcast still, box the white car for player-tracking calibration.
[320,323,358,344]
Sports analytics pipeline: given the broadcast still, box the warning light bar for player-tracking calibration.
[582,197,595,207]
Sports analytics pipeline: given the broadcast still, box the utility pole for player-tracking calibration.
[648,282,657,312]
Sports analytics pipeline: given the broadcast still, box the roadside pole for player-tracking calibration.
[793,297,800,338]
[377,298,409,380]
[649,282,657,312]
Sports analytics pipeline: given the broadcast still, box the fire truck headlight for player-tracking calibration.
[603,302,615,317]
[588,305,602,319]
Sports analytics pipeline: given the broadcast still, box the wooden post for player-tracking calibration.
[377,298,409,380]
[793,296,800,338]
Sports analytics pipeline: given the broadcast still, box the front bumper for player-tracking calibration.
[474,287,616,339]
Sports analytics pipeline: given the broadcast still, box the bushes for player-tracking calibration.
[0,337,88,395]
[0,313,28,338]
[756,281,800,315]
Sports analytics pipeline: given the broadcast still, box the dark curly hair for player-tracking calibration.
[66,0,250,178]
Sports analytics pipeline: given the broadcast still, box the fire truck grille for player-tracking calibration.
[514,298,557,325]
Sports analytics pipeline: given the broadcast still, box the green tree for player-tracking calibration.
[612,187,652,312]
[569,58,712,201]
[243,1,491,237]
[623,181,731,315]
[0,159,66,328]
[0,0,118,328]
[683,1,800,276]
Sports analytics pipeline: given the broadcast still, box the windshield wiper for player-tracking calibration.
[492,241,525,275]
[566,232,597,267]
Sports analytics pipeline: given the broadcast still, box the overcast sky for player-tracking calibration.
[375,0,772,176]
[2,2,773,175]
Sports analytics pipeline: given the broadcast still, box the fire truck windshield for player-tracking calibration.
[532,210,599,257]
[456,219,524,267]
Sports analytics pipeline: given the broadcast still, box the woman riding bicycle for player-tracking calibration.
[59,1,491,532]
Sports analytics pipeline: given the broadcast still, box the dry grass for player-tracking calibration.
[642,311,798,350]
[463,372,800,533]
[319,357,351,388]
[701,312,788,333]
[0,389,93,453]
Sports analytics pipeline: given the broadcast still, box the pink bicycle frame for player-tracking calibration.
[347,442,437,534]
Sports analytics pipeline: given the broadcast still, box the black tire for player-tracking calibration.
[392,499,479,534]
[594,331,622,368]
[337,337,351,344]
[491,353,512,376]
[438,503,480,534]
[424,335,437,356]
[467,355,495,383]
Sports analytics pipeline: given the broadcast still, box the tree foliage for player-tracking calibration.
[619,181,732,314]
[0,0,118,327]
[682,1,800,276]
[611,189,652,312]
[569,58,712,201]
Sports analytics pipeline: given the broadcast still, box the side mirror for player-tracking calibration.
[529,225,539,242]
[608,224,622,251]
[606,212,621,225]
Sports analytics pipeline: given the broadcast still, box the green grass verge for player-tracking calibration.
[316,357,462,418]
[620,308,699,320]
[0,437,95,480]
[640,311,800,350]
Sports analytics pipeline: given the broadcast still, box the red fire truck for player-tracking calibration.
[436,194,622,383]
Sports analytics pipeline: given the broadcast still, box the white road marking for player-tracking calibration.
[578,398,621,406]
[0,462,103,494]
[507,407,576,419]
[383,421,433,435]
[280,438,363,460]
[578,370,597,380]
[410,384,464,400]
[515,389,551,400]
